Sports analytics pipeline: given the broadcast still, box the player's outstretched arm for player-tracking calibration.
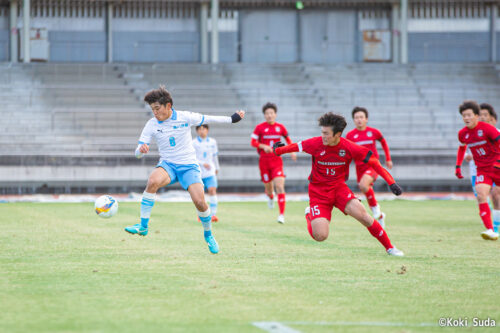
[455,145,467,179]
[365,156,402,195]
[201,110,246,125]
[273,142,299,156]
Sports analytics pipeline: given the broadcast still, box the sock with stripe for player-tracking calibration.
[198,208,212,237]
[367,220,393,250]
[277,193,286,215]
[208,195,218,216]
[365,188,378,209]
[140,191,156,228]
[305,210,314,239]
[493,210,500,233]
[479,202,493,230]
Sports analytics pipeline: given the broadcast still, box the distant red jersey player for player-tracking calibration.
[251,102,296,224]
[346,107,392,228]
[455,100,500,241]
[274,112,404,256]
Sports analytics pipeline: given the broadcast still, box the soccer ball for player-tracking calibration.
[94,195,118,218]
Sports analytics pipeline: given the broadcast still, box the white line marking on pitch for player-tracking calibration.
[252,322,302,333]
[253,321,438,332]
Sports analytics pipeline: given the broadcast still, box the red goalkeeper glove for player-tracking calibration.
[455,166,464,179]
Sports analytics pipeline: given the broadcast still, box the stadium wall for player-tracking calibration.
[49,31,106,62]
[3,1,499,64]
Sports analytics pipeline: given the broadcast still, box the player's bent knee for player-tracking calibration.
[146,178,162,192]
[311,219,329,241]
[193,200,208,212]
[313,232,328,242]
[359,184,369,193]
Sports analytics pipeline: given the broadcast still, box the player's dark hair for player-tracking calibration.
[195,124,209,130]
[318,112,347,135]
[262,102,277,114]
[459,100,479,115]
[352,106,368,119]
[144,85,173,106]
[480,103,497,121]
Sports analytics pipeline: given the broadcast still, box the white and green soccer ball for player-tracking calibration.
[94,195,118,218]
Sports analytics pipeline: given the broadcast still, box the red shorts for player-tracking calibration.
[476,167,500,186]
[308,182,357,221]
[259,157,285,183]
[355,164,379,183]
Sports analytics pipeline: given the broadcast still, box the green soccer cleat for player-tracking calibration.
[125,223,148,236]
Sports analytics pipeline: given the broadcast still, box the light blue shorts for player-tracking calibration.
[202,175,218,190]
[156,161,202,190]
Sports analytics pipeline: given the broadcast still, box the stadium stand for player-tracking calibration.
[1,62,499,193]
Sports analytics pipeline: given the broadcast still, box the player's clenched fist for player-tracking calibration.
[139,143,149,154]
[231,110,245,123]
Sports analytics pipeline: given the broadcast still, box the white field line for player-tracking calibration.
[0,192,476,203]
[253,320,438,332]
[252,322,302,333]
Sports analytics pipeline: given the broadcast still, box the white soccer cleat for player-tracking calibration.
[481,229,499,241]
[376,212,386,229]
[268,197,274,209]
[277,214,285,224]
[387,247,404,257]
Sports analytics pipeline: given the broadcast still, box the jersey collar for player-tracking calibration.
[158,108,177,124]
[197,136,209,142]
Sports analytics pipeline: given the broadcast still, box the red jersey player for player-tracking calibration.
[455,100,500,241]
[346,107,392,228]
[273,112,404,256]
[251,102,296,224]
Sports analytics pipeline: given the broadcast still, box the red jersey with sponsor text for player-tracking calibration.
[251,122,289,159]
[345,126,383,167]
[300,137,371,186]
[458,122,500,170]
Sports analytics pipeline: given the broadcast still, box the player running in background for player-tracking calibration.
[193,124,220,222]
[465,103,498,197]
[125,86,245,254]
[346,107,392,228]
[273,112,404,256]
[250,102,296,224]
[455,101,500,241]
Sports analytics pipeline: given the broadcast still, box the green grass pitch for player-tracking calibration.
[1,200,499,332]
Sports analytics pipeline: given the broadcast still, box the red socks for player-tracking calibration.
[305,211,314,239]
[367,220,393,250]
[479,202,493,230]
[277,193,286,215]
[365,187,378,207]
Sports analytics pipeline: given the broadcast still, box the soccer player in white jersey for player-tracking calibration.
[125,86,245,254]
[193,124,220,222]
